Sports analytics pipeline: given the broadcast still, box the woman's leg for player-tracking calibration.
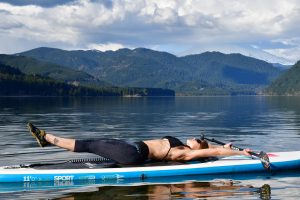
[27,122,75,151]
[74,139,146,164]
[27,123,146,164]
[45,133,75,151]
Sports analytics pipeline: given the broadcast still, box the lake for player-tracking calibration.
[0,96,300,199]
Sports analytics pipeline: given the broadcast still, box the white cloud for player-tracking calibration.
[264,48,300,65]
[87,43,128,51]
[0,0,300,63]
[262,37,300,64]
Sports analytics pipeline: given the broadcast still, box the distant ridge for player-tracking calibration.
[265,61,300,95]
[0,54,175,97]
[0,63,119,96]
[18,47,283,95]
[0,54,111,88]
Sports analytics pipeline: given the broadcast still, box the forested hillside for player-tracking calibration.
[0,54,110,88]
[0,63,117,96]
[265,61,300,95]
[19,47,283,95]
[0,63,174,96]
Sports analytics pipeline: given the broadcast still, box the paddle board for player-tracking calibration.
[0,151,299,183]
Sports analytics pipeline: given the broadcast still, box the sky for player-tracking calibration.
[0,0,300,65]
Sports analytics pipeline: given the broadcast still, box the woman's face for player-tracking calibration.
[186,138,201,150]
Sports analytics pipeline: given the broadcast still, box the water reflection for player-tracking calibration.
[55,180,270,200]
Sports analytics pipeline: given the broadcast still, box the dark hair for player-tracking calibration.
[196,139,209,149]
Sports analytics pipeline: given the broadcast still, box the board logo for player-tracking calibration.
[54,175,74,181]
[23,176,35,182]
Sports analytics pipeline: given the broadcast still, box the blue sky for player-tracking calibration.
[1,0,300,64]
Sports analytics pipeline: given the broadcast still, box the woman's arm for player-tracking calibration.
[181,148,251,161]
[208,142,232,149]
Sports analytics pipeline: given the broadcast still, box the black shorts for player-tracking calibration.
[74,138,149,165]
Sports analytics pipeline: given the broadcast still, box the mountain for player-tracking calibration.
[181,51,281,84]
[265,61,300,95]
[179,45,295,65]
[0,54,111,88]
[17,47,189,85]
[0,63,174,97]
[0,63,118,96]
[18,47,284,95]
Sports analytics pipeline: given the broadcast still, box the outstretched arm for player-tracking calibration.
[181,148,251,161]
[208,142,232,149]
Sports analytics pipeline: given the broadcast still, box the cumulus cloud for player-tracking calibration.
[87,42,128,51]
[0,0,300,63]
[264,37,300,64]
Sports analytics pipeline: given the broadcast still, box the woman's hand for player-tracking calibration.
[243,148,252,156]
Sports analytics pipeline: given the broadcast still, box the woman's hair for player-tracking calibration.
[196,139,209,149]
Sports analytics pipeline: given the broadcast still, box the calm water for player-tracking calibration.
[0,96,300,199]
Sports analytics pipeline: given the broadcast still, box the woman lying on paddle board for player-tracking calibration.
[27,123,251,165]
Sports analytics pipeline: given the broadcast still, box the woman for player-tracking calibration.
[27,123,251,165]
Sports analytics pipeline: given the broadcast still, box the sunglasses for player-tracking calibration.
[195,139,202,143]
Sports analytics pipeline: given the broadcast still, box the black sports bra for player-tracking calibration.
[161,136,187,161]
[162,136,185,147]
